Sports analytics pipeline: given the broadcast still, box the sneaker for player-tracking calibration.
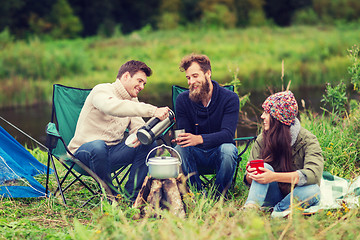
[260,206,274,213]
[271,209,291,218]
[241,203,260,211]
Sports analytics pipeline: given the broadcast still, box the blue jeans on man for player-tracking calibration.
[175,143,238,195]
[245,163,320,212]
[74,140,156,200]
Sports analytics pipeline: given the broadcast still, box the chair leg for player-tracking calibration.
[81,194,98,208]
[118,168,131,186]
[112,166,131,193]
[48,153,67,205]
[200,175,213,187]
[45,154,51,198]
[231,157,242,189]
[67,173,97,195]
[50,156,99,206]
[53,163,75,195]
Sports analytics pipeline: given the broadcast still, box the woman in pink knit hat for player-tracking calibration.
[242,91,324,217]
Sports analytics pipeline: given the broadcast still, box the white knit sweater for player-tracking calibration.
[68,79,157,153]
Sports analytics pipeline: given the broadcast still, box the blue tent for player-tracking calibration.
[0,125,52,198]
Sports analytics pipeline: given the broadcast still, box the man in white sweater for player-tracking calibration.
[68,60,169,201]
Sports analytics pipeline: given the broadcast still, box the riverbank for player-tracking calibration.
[5,85,360,149]
[0,25,359,108]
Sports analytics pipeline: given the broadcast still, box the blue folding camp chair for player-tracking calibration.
[171,85,256,189]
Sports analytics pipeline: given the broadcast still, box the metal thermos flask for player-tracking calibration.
[137,110,175,145]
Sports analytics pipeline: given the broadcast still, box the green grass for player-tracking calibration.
[0,25,359,107]
[1,25,360,239]
[1,103,360,239]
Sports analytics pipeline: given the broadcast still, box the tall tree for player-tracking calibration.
[69,0,114,36]
[49,0,82,38]
[264,0,311,26]
[0,0,53,38]
[0,0,25,31]
[180,0,202,24]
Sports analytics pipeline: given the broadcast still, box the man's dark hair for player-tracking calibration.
[117,60,152,79]
[179,54,211,73]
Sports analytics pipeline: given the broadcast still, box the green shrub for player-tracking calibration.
[348,44,360,92]
[248,9,268,26]
[0,38,91,80]
[292,8,319,25]
[302,108,360,178]
[201,4,237,29]
[48,0,83,39]
[157,12,181,30]
[313,0,360,23]
[0,27,14,49]
[321,81,348,117]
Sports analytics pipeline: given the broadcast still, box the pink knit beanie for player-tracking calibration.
[262,91,298,126]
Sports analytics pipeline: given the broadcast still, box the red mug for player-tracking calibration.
[249,159,264,174]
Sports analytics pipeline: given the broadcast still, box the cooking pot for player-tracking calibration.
[146,144,182,179]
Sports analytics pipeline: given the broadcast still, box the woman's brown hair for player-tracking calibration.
[261,115,293,172]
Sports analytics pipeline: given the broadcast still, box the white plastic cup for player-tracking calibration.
[125,133,137,147]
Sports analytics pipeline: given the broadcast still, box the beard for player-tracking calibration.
[189,78,210,103]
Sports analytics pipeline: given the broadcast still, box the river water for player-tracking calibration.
[0,87,359,149]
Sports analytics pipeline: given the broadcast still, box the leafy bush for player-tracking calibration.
[201,4,237,29]
[292,8,319,25]
[313,0,360,23]
[303,102,360,178]
[48,0,83,39]
[321,81,348,117]
[0,27,14,49]
[248,9,268,26]
[348,44,360,92]
[157,12,180,30]
[0,38,91,80]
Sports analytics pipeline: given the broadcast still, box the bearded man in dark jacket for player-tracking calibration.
[173,54,240,196]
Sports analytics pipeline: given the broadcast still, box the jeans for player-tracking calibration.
[175,143,238,195]
[245,163,320,212]
[74,140,156,200]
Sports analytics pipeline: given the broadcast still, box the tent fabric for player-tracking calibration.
[0,125,52,198]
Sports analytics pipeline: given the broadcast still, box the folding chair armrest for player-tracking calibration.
[234,136,257,157]
[233,136,256,142]
[45,122,77,159]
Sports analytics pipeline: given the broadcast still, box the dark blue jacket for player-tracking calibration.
[175,81,239,149]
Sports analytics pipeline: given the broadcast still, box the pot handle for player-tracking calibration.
[145,144,182,166]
